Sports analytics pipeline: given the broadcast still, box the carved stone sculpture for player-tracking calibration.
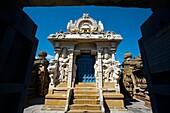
[58,48,69,82]
[98,20,104,32]
[47,59,57,88]
[121,51,149,104]
[102,53,112,82]
[27,50,50,98]
[94,57,99,81]
[36,51,50,96]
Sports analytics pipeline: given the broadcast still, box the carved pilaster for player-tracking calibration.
[98,49,103,88]
[73,56,77,83]
[67,49,74,88]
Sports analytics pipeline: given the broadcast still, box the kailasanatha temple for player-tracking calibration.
[43,13,125,113]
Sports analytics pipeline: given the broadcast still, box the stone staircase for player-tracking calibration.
[67,83,104,113]
[44,82,68,110]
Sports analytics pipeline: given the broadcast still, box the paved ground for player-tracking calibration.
[24,98,152,113]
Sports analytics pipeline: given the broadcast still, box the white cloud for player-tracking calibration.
[35,56,38,59]
[46,54,55,60]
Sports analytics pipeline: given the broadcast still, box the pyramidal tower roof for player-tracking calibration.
[48,13,123,46]
[67,13,104,33]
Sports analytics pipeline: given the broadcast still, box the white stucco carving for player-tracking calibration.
[66,13,104,33]
[98,20,104,32]
[94,57,99,82]
[59,48,69,82]
[102,48,121,87]
[102,49,112,82]
[47,13,123,89]
[47,59,57,88]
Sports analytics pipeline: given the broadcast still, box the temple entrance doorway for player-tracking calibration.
[76,54,96,83]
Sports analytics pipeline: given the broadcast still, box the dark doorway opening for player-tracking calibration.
[76,54,95,83]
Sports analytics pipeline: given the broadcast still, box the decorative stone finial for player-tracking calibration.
[59,29,63,33]
[83,13,89,18]
[124,51,132,59]
[38,50,47,58]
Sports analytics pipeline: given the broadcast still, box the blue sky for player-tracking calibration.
[23,6,152,63]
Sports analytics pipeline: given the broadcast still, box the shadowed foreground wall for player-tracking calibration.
[139,8,170,113]
[0,1,38,113]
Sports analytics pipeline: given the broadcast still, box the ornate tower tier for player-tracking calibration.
[44,13,125,112]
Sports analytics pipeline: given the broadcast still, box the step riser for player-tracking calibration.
[74,92,98,95]
[67,111,103,113]
[69,106,101,110]
[74,96,99,99]
[75,84,96,87]
[75,86,96,88]
[75,88,97,90]
[73,100,100,104]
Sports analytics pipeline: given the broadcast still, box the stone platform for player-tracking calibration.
[24,98,152,113]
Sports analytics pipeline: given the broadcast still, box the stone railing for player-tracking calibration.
[64,88,73,112]
[99,89,105,113]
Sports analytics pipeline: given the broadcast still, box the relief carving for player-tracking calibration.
[28,51,50,98]
[48,59,57,87]
[102,48,121,84]
[94,56,99,82]
[58,48,70,82]
[121,52,149,102]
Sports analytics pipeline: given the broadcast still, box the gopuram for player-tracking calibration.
[121,51,150,108]
[44,13,125,112]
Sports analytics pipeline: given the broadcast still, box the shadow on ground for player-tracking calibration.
[124,98,140,107]
[24,97,45,108]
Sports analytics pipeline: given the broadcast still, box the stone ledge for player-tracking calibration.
[45,94,67,99]
[41,105,65,111]
[53,87,68,91]
[104,94,124,99]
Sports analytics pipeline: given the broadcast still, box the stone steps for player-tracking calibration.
[74,90,98,95]
[74,94,99,99]
[66,83,103,113]
[75,83,96,87]
[69,104,101,110]
[67,110,103,113]
[73,99,100,104]
[74,87,97,90]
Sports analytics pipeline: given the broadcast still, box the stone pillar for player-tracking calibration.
[98,49,103,88]
[67,49,74,88]
[72,56,77,85]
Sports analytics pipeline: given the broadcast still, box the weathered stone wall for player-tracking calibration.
[120,52,150,107]
[27,51,50,99]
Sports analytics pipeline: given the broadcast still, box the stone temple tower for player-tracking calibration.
[44,13,125,112]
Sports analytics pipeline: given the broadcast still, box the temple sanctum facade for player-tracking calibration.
[44,13,125,112]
